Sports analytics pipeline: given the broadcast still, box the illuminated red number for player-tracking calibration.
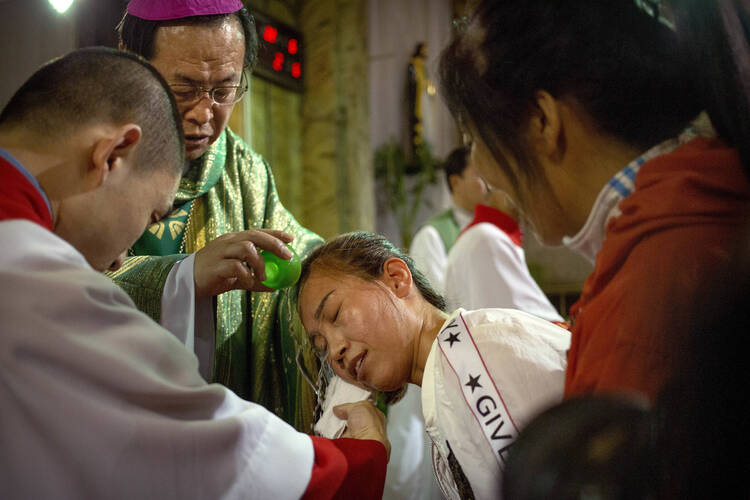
[273,52,285,71]
[291,62,301,78]
[263,26,278,43]
[288,38,298,55]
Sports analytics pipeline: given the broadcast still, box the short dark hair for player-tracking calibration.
[0,47,185,175]
[443,145,471,193]
[439,0,702,200]
[117,6,258,72]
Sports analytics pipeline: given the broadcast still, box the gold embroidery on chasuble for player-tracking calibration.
[149,222,165,239]
[145,208,188,241]
[111,129,322,431]
[181,198,206,254]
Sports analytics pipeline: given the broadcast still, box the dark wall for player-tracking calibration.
[0,0,76,107]
[75,0,128,48]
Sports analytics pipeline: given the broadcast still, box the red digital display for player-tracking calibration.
[288,38,298,55]
[253,12,304,93]
[273,52,285,72]
[263,26,278,43]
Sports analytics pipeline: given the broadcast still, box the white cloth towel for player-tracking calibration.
[314,375,373,438]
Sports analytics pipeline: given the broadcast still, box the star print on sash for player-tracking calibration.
[465,374,482,393]
[437,312,520,471]
[444,331,460,347]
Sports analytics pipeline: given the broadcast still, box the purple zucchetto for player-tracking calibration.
[127,0,244,21]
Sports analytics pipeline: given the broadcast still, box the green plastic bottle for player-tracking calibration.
[260,245,301,289]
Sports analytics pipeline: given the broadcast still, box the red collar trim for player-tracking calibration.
[461,204,523,247]
[0,157,54,230]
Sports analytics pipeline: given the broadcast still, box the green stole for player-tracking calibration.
[425,208,461,252]
[110,129,322,432]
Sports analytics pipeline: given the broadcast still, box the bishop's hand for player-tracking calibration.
[334,401,391,461]
[193,229,294,298]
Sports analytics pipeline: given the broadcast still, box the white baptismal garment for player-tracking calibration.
[0,220,314,499]
[0,146,387,500]
[422,308,570,499]
[445,205,562,322]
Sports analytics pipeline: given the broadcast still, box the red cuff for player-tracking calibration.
[302,437,387,500]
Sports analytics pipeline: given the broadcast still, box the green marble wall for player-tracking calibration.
[248,78,304,218]
[299,0,373,238]
[234,0,373,239]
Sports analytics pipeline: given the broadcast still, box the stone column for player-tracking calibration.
[300,0,374,238]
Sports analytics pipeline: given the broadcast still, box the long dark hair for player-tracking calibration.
[439,1,702,202]
[674,0,750,175]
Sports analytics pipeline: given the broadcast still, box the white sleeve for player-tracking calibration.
[409,225,448,295]
[161,253,215,380]
[445,225,562,322]
[0,221,313,500]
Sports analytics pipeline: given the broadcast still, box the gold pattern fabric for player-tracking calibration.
[109,129,322,431]
[131,203,192,256]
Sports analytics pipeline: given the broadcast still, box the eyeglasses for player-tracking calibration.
[169,73,248,106]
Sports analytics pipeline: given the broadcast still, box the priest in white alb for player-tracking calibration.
[0,47,388,500]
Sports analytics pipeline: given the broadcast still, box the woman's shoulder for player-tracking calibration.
[432,308,569,395]
[456,308,570,348]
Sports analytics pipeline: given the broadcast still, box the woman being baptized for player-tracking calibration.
[297,232,570,500]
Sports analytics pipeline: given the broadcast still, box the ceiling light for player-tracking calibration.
[49,0,74,14]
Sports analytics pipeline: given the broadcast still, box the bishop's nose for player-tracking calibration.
[186,96,214,125]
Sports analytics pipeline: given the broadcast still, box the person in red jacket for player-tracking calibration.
[439,0,750,402]
[0,47,388,500]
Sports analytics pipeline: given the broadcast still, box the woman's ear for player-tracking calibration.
[527,90,565,163]
[382,258,413,298]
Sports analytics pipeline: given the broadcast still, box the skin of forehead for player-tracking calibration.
[152,17,246,78]
[302,268,405,341]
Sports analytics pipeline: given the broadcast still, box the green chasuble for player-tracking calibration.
[425,208,461,252]
[109,129,322,432]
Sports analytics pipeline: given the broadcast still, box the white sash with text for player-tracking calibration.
[437,313,520,468]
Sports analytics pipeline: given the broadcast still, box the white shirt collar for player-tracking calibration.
[562,113,715,263]
[450,202,474,230]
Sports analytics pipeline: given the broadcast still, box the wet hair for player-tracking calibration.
[0,47,184,175]
[117,5,258,72]
[439,0,702,201]
[298,231,446,312]
[503,395,655,500]
[443,145,471,193]
[298,231,444,406]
